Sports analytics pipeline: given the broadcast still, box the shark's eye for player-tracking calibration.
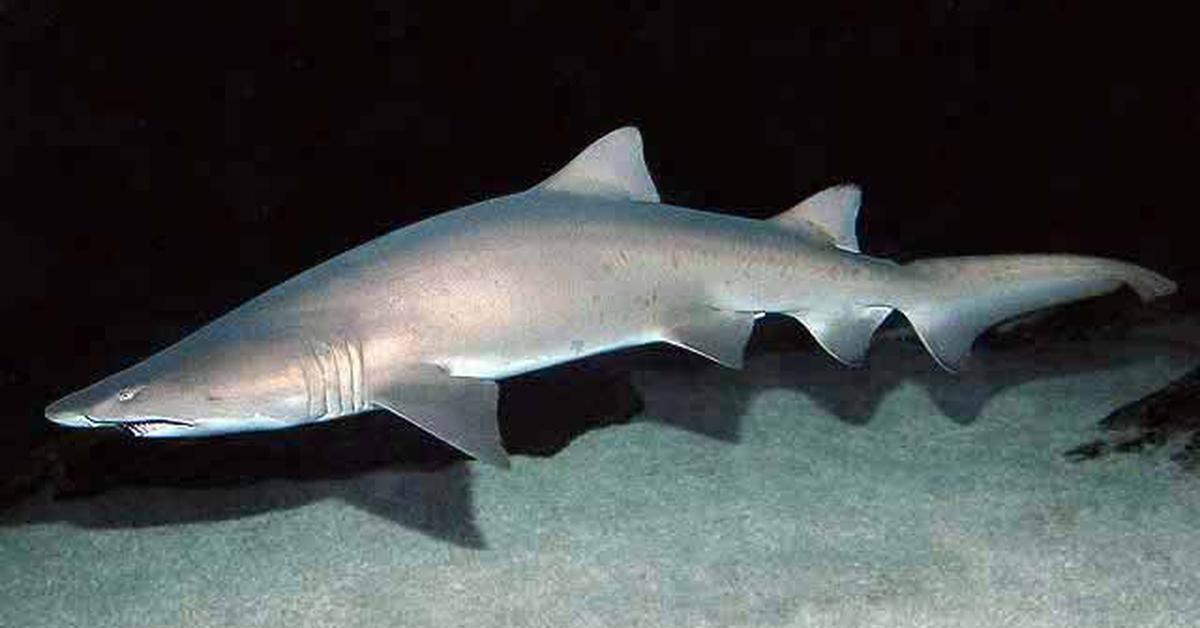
[116,386,144,402]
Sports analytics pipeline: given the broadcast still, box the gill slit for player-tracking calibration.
[304,334,366,420]
[345,336,364,413]
[329,341,343,415]
[301,341,323,419]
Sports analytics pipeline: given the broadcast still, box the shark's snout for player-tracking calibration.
[45,396,95,428]
[47,413,94,428]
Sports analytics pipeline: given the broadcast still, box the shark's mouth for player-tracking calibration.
[120,420,195,437]
[85,416,196,437]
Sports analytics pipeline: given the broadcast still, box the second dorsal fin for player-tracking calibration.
[770,184,862,252]
[534,127,660,202]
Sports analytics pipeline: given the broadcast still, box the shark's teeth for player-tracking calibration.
[117,419,193,436]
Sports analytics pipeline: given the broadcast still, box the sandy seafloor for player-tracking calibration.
[3,318,1199,628]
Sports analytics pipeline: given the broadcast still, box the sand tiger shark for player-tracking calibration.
[45,127,1177,467]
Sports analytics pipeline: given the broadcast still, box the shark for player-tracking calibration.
[45,127,1177,467]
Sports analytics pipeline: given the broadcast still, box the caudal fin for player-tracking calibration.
[894,254,1176,371]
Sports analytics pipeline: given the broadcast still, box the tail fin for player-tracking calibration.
[894,254,1176,371]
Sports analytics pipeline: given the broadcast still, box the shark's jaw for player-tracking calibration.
[83,415,197,438]
[76,414,299,438]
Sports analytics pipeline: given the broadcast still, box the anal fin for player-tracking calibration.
[662,308,759,369]
[371,363,509,468]
[785,305,893,367]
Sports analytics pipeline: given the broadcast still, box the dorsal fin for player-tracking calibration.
[534,127,660,202]
[770,184,862,252]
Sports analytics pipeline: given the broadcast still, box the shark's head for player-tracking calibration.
[45,328,315,438]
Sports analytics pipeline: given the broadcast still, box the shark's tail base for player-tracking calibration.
[893,254,1176,371]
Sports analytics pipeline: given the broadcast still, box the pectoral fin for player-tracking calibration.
[371,364,509,468]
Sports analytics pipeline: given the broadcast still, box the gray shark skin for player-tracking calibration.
[45,127,1177,467]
